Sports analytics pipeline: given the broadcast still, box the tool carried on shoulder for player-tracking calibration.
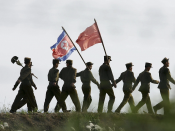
[11,56,38,79]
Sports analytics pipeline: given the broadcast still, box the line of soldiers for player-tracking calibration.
[9,56,175,115]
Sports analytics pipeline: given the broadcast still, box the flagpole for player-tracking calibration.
[94,19,108,57]
[94,19,116,87]
[62,27,86,66]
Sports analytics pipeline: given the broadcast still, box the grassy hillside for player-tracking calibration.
[0,112,175,131]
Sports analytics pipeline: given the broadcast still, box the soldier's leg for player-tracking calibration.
[24,86,38,111]
[57,90,69,111]
[16,98,28,110]
[82,87,91,112]
[160,89,170,115]
[97,88,106,113]
[153,89,164,112]
[115,91,131,113]
[44,89,54,112]
[145,94,154,114]
[128,94,135,112]
[52,86,67,112]
[10,89,25,113]
[86,88,92,111]
[69,89,81,112]
[135,92,148,112]
[106,88,115,112]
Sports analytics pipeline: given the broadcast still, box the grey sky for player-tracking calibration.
[1,0,175,113]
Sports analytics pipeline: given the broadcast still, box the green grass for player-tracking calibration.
[0,104,175,131]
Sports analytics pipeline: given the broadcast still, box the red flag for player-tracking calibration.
[76,23,102,51]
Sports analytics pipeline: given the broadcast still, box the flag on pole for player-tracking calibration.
[50,31,76,61]
[76,23,102,51]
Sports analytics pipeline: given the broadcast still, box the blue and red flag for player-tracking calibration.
[50,31,76,61]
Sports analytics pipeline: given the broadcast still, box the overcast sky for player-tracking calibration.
[1,0,175,114]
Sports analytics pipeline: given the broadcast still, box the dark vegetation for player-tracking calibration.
[0,112,175,131]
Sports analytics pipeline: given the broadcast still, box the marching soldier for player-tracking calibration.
[76,62,100,112]
[15,62,37,112]
[44,59,69,113]
[97,56,116,113]
[115,63,136,113]
[55,60,81,112]
[10,57,38,113]
[153,58,175,115]
[132,62,159,114]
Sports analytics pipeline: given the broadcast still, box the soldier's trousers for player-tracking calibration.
[57,85,81,112]
[44,85,67,112]
[81,85,92,112]
[115,91,135,112]
[154,89,170,115]
[98,81,115,113]
[135,92,153,113]
[16,96,33,112]
[10,84,38,112]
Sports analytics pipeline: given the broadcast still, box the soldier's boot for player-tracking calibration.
[107,110,113,113]
[63,110,71,113]
[115,109,120,113]
[133,102,144,113]
[153,106,158,114]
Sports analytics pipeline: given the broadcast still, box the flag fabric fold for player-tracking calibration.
[50,31,76,61]
[76,23,102,51]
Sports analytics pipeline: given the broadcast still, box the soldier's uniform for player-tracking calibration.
[56,60,81,112]
[97,56,116,113]
[44,59,67,112]
[115,63,136,113]
[76,62,100,112]
[153,58,175,115]
[132,63,159,114]
[16,74,37,112]
[10,58,38,113]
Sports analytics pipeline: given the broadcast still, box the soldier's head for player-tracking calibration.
[66,60,73,67]
[53,59,60,68]
[126,63,133,71]
[145,62,152,71]
[86,62,93,70]
[30,62,33,68]
[24,57,32,66]
[104,56,112,64]
[162,57,169,67]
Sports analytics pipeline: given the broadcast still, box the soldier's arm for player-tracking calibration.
[59,68,64,80]
[107,66,115,84]
[72,69,77,83]
[18,68,31,81]
[52,69,59,82]
[115,73,122,84]
[30,76,37,89]
[166,68,175,84]
[149,73,159,84]
[76,71,81,77]
[90,71,100,87]
[132,75,140,91]
[131,72,136,83]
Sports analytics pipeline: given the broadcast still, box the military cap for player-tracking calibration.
[161,57,169,64]
[24,57,31,64]
[125,62,134,68]
[145,62,152,68]
[104,56,112,61]
[11,56,18,64]
[86,62,93,66]
[53,59,60,65]
[66,59,73,65]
